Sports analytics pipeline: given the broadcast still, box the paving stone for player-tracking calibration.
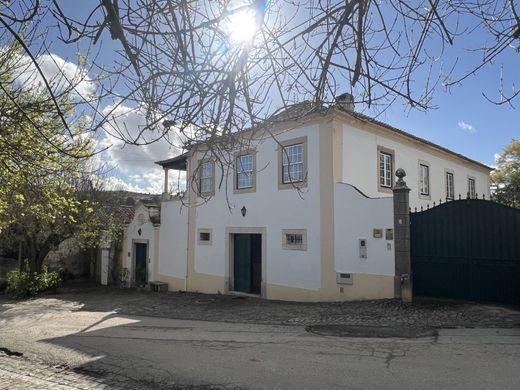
[1,281,519,388]
[3,281,518,330]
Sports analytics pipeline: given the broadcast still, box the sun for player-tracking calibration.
[225,8,259,44]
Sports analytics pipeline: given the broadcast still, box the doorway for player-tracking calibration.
[233,234,262,295]
[134,242,148,288]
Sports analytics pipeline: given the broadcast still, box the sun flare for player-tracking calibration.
[226,9,258,44]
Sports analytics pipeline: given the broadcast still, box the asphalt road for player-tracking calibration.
[1,300,519,389]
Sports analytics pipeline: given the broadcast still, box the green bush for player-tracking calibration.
[6,266,61,298]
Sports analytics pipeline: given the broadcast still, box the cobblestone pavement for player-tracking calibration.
[1,280,518,329]
[0,352,237,390]
[0,352,127,390]
[1,282,519,389]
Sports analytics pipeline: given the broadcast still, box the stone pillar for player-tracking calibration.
[392,168,413,303]
[163,168,169,199]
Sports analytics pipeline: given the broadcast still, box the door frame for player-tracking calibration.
[225,227,266,298]
[132,239,149,287]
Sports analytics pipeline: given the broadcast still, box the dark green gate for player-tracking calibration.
[411,199,520,305]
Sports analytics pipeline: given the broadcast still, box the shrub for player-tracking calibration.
[6,266,61,298]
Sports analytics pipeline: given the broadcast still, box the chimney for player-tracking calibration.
[335,93,354,112]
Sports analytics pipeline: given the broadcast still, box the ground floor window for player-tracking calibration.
[282,229,307,251]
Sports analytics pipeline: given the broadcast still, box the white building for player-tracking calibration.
[122,201,161,288]
[149,97,490,302]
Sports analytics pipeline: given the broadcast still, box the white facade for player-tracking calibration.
[154,107,491,301]
[341,120,490,209]
[193,124,322,293]
[334,183,394,277]
[123,202,160,286]
[157,199,188,284]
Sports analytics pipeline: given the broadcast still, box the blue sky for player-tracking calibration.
[25,1,519,192]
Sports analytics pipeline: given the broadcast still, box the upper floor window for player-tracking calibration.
[199,160,214,195]
[236,153,254,190]
[468,177,476,199]
[378,147,394,192]
[446,171,455,200]
[419,164,430,196]
[278,136,308,190]
[282,143,304,183]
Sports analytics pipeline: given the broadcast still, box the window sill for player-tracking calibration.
[278,180,308,191]
[377,185,393,194]
[233,186,256,194]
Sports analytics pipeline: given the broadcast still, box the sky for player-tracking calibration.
[14,1,519,194]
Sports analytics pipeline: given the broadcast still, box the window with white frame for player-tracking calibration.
[468,177,476,199]
[199,161,213,194]
[282,143,304,183]
[282,229,307,251]
[379,151,393,188]
[419,164,430,196]
[446,171,455,200]
[236,154,253,189]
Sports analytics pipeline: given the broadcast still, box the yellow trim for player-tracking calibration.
[186,272,225,294]
[155,274,186,292]
[266,274,394,302]
[318,119,337,300]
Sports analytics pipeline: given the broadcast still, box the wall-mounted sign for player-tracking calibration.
[373,228,383,238]
[385,228,394,240]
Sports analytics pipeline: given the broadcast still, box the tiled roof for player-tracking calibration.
[155,102,492,171]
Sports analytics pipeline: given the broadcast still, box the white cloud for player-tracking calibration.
[13,52,96,98]
[98,103,185,194]
[458,120,476,134]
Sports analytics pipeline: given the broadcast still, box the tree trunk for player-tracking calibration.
[17,241,23,272]
[26,240,37,273]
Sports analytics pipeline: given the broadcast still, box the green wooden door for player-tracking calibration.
[135,243,147,287]
[234,234,251,293]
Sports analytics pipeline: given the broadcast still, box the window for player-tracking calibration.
[378,147,394,191]
[282,229,307,251]
[199,160,213,195]
[419,164,430,196]
[468,177,476,199]
[234,152,256,193]
[278,137,308,190]
[286,233,303,245]
[198,229,212,245]
[282,143,304,183]
[446,171,454,200]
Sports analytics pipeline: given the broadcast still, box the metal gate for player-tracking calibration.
[410,198,520,305]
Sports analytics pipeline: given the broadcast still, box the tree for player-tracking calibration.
[491,139,520,208]
[0,42,111,273]
[1,1,519,202]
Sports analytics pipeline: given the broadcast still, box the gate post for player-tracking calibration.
[393,168,412,303]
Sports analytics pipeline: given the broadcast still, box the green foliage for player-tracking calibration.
[491,140,520,209]
[6,266,61,298]
[0,42,116,272]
